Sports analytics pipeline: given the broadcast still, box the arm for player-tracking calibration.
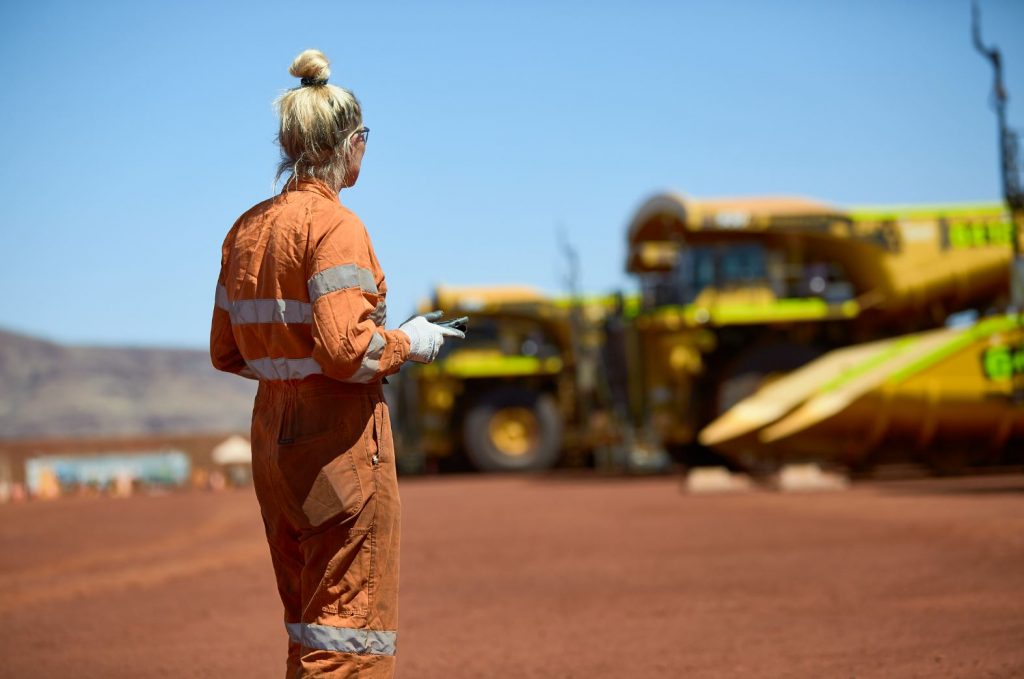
[210,272,255,378]
[307,218,410,383]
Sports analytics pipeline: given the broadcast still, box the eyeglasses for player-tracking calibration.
[352,127,370,144]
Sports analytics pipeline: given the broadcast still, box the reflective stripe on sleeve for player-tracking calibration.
[215,285,313,325]
[286,622,396,656]
[370,299,387,326]
[308,264,378,302]
[215,283,231,311]
[343,332,386,384]
[245,357,323,381]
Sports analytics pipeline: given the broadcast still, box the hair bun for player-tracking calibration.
[289,49,331,83]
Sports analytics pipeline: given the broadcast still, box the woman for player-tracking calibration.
[211,49,462,678]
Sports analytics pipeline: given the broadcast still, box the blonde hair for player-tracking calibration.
[274,49,363,188]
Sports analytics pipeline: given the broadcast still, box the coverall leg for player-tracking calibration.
[251,379,401,678]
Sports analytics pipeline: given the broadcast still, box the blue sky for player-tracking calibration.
[1,0,1022,348]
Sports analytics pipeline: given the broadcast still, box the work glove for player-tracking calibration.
[399,310,466,363]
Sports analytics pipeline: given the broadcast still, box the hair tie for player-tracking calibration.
[300,77,328,87]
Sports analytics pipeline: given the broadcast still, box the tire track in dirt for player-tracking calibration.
[0,497,252,582]
[0,537,265,614]
[0,499,265,614]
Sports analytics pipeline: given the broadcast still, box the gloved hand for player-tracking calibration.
[399,310,466,363]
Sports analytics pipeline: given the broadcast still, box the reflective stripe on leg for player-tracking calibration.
[285,622,396,656]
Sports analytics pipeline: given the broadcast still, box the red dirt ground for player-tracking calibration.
[1,473,1023,678]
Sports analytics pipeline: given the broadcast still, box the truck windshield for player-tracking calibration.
[435,316,561,360]
[673,243,768,304]
[639,242,854,310]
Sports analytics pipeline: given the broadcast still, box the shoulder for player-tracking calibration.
[307,200,378,271]
[221,196,276,254]
[226,195,284,236]
[310,199,369,245]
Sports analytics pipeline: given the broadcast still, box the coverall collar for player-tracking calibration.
[282,177,340,203]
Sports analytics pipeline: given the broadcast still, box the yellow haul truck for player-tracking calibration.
[391,285,625,472]
[625,193,1019,464]
[394,193,1020,472]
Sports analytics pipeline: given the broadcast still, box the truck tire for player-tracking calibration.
[462,388,563,472]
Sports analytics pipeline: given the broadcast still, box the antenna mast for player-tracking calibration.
[972,0,1024,308]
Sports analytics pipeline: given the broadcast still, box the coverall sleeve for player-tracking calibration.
[307,217,410,383]
[210,269,252,377]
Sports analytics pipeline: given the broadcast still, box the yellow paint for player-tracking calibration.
[438,350,564,378]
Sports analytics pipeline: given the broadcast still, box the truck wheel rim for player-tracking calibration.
[488,407,539,457]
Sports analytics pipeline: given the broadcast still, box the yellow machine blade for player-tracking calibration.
[697,339,893,446]
[760,327,958,443]
[699,314,1024,467]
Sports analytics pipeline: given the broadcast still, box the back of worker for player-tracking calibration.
[212,183,405,382]
[211,49,462,678]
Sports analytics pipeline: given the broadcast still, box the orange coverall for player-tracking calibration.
[211,177,410,678]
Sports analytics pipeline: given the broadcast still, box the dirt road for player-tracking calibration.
[1,474,1023,678]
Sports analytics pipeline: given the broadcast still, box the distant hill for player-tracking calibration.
[0,328,256,440]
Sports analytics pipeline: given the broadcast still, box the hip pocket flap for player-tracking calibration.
[301,451,364,528]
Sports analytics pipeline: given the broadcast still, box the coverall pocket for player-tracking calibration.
[274,392,375,528]
[319,526,375,618]
[368,394,397,466]
[296,449,364,528]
